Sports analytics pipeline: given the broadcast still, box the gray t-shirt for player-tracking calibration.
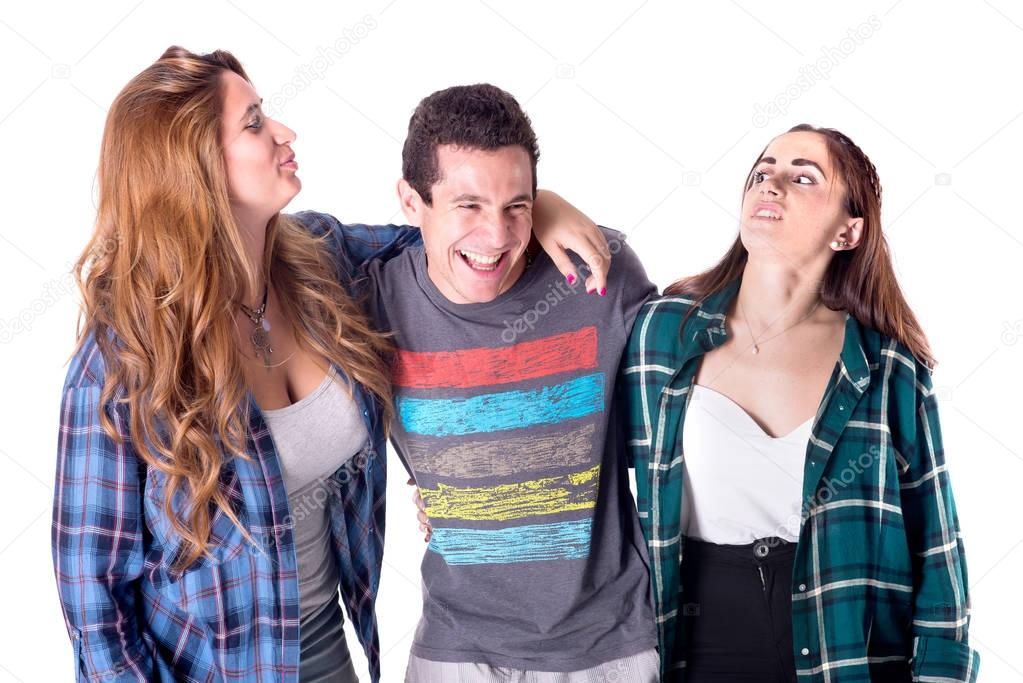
[364,228,657,671]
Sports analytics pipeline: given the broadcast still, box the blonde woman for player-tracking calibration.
[52,46,606,683]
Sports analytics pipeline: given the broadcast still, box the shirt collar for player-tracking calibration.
[676,276,872,394]
[836,310,872,395]
[676,278,737,347]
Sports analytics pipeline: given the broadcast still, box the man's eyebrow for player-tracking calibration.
[449,194,533,205]
[451,194,487,203]
[239,98,264,123]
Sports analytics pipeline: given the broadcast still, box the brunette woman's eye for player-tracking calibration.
[752,169,767,184]
[794,174,815,184]
[247,117,263,130]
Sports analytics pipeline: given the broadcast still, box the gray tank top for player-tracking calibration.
[259,365,369,621]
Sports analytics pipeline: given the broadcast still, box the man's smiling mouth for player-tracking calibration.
[458,249,507,272]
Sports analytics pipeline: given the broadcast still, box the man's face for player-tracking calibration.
[413,144,534,304]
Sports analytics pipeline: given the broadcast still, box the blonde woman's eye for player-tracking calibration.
[753,170,767,183]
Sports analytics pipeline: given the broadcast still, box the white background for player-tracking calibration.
[0,1,1019,681]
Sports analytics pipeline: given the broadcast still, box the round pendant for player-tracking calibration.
[251,325,270,350]
[261,318,271,332]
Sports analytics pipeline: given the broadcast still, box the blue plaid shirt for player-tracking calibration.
[52,212,421,682]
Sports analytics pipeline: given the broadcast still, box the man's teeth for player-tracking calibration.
[459,250,502,268]
[755,209,782,220]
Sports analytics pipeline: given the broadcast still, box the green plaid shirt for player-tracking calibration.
[620,279,979,682]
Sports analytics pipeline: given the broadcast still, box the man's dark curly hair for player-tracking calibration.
[401,83,540,206]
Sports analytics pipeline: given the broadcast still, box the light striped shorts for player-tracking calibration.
[405,647,659,683]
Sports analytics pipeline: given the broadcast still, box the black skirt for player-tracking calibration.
[679,537,798,683]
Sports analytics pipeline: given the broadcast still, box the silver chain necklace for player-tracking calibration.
[738,296,821,354]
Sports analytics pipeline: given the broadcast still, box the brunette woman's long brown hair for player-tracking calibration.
[68,46,396,570]
[665,123,934,367]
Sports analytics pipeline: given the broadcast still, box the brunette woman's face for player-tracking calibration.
[739,131,862,265]
[220,71,301,223]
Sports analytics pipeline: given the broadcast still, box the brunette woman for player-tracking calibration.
[622,125,978,682]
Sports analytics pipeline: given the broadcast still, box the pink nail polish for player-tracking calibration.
[599,287,607,297]
[587,288,595,294]
[567,274,575,284]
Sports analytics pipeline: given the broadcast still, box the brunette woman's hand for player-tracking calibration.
[407,477,432,543]
[532,189,612,296]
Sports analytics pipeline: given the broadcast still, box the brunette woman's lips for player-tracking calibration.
[751,202,783,220]
[280,154,297,169]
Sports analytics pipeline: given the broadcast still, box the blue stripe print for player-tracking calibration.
[428,519,592,565]
[397,373,604,437]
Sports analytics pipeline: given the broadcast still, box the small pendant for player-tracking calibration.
[752,344,760,354]
[250,322,273,369]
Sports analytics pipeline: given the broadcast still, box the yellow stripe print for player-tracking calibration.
[421,465,601,522]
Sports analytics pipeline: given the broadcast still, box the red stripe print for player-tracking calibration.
[393,326,598,389]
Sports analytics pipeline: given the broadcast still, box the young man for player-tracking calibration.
[363,84,658,681]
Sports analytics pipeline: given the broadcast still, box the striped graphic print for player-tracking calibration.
[397,326,605,566]
[420,465,600,521]
[397,373,604,437]
[394,326,598,389]
[404,423,596,479]
[428,519,593,565]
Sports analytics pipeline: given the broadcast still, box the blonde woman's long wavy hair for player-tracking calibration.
[69,46,396,571]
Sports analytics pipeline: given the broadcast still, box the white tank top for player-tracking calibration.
[681,384,813,544]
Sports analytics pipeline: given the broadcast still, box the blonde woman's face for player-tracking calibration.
[220,71,301,224]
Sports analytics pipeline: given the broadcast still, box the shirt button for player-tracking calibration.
[838,404,846,411]
[801,647,810,656]
[798,583,806,592]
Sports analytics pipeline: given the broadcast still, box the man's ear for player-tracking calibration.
[397,178,425,226]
